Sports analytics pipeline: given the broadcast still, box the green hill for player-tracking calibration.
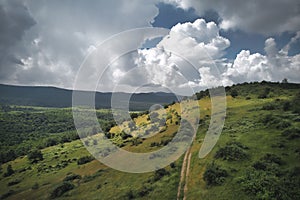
[0,84,179,111]
[0,82,299,199]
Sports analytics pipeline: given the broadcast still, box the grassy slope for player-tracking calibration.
[0,83,299,199]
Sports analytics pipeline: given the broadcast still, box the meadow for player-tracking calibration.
[0,82,299,199]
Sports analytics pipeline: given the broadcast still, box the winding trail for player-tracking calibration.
[177,149,188,200]
[177,148,192,200]
[183,151,192,200]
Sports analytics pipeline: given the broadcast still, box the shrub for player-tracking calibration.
[130,112,139,119]
[252,161,267,170]
[81,170,104,183]
[215,143,248,161]
[120,131,132,140]
[137,185,152,197]
[261,114,291,129]
[291,92,300,114]
[124,189,135,199]
[170,162,176,168]
[203,163,228,186]
[63,173,82,181]
[261,114,277,125]
[28,149,43,163]
[77,156,94,165]
[131,137,142,146]
[50,181,74,199]
[258,87,271,99]
[282,101,291,111]
[262,103,276,110]
[3,164,14,177]
[7,179,21,186]
[282,127,300,139]
[230,89,238,98]
[261,153,284,165]
[32,182,39,190]
[153,168,169,181]
[275,120,291,129]
[150,142,159,147]
[237,170,282,199]
[0,190,15,199]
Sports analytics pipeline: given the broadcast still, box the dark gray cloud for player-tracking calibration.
[0,0,35,80]
[165,0,300,35]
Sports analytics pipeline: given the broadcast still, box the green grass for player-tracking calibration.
[0,82,299,199]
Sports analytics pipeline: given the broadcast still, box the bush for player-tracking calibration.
[124,189,135,200]
[275,120,291,129]
[81,169,104,183]
[131,137,142,146]
[261,114,291,129]
[28,149,43,163]
[170,162,176,168]
[252,154,284,176]
[262,103,276,110]
[32,182,39,190]
[215,143,248,161]
[230,89,238,98]
[282,101,291,111]
[137,185,152,197]
[50,181,74,199]
[203,163,228,186]
[130,112,139,119]
[7,179,21,186]
[282,127,300,139]
[261,114,277,125]
[3,164,14,177]
[291,92,300,114]
[258,87,271,99]
[77,156,94,165]
[0,190,15,199]
[238,170,282,199]
[261,153,284,165]
[63,173,82,181]
[153,168,169,181]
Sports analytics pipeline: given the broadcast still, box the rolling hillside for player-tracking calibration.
[0,82,299,199]
[0,84,179,111]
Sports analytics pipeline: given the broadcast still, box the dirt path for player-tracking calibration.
[177,149,189,200]
[183,151,192,200]
[177,148,192,200]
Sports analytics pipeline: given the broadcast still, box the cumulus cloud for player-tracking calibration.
[165,0,300,35]
[109,18,300,94]
[224,37,300,84]
[124,19,231,93]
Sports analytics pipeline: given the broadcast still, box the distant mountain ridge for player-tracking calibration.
[0,84,180,110]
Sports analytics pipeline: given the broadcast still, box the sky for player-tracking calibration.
[0,0,299,95]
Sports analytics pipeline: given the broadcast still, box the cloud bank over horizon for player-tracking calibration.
[0,0,299,94]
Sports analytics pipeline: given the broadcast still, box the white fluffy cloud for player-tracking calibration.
[125,19,230,93]
[108,18,300,94]
[224,37,300,84]
[165,0,300,35]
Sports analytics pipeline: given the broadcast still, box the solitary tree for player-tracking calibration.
[281,78,288,84]
[4,164,14,177]
[28,149,43,163]
[230,89,238,98]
